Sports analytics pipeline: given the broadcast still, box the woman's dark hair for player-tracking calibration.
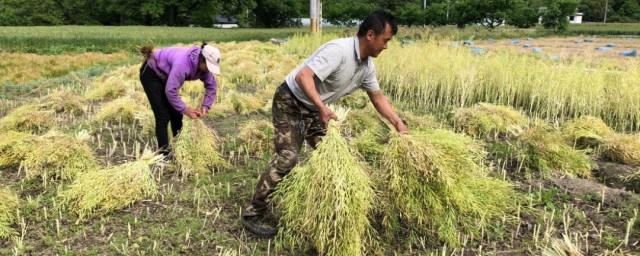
[357,9,397,38]
[199,40,207,62]
[137,44,154,59]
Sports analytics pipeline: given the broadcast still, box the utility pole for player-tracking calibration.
[446,0,451,21]
[604,0,608,23]
[423,0,426,9]
[310,0,322,35]
[310,0,317,34]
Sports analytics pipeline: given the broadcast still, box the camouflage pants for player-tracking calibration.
[243,83,325,217]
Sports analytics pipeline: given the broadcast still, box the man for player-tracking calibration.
[242,9,408,236]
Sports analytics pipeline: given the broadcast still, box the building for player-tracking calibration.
[568,12,583,24]
[212,15,239,28]
[538,7,584,24]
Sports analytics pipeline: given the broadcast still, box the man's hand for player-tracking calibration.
[184,107,200,119]
[396,121,409,134]
[319,107,337,128]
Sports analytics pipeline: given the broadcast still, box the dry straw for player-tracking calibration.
[85,76,130,101]
[0,188,20,239]
[344,105,387,138]
[229,91,262,115]
[518,126,592,178]
[600,133,640,166]
[134,110,155,139]
[452,102,529,139]
[380,129,513,246]
[173,118,229,176]
[59,151,162,220]
[561,115,614,148]
[93,96,147,124]
[541,235,584,256]
[0,131,42,168]
[22,132,99,186]
[274,107,377,256]
[40,89,87,116]
[0,104,56,134]
[237,119,274,156]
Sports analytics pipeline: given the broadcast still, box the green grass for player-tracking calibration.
[0,26,346,54]
[566,23,640,36]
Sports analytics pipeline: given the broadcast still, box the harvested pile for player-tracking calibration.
[59,151,162,220]
[134,110,155,139]
[237,119,274,155]
[0,188,20,239]
[0,104,56,134]
[229,91,262,115]
[40,89,87,116]
[22,133,99,186]
[0,131,42,168]
[274,108,377,255]
[173,119,229,176]
[600,133,640,166]
[85,77,129,101]
[452,103,528,139]
[344,105,387,138]
[518,126,592,178]
[380,129,513,246]
[93,96,147,124]
[561,115,613,148]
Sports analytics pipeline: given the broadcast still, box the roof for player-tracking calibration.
[212,15,239,24]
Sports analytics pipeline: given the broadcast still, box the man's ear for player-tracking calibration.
[366,30,375,41]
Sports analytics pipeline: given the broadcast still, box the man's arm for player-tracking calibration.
[295,66,337,127]
[367,90,408,133]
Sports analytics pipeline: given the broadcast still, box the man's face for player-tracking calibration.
[366,23,393,58]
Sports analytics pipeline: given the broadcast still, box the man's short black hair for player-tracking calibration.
[357,9,398,38]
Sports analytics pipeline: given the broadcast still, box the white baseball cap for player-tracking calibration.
[202,45,221,75]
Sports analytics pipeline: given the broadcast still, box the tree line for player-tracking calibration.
[1,0,638,29]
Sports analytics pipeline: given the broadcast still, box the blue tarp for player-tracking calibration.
[523,44,532,48]
[532,47,543,53]
[575,40,582,44]
[595,46,611,51]
[526,37,534,41]
[470,48,485,54]
[463,40,475,45]
[584,38,594,42]
[509,39,520,44]
[620,49,637,57]
[607,43,616,47]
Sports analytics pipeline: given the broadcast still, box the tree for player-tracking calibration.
[397,3,427,27]
[323,0,374,26]
[576,0,604,22]
[252,0,303,27]
[541,0,579,32]
[608,0,640,22]
[507,0,539,28]
[0,0,64,25]
[453,0,518,29]
[425,3,451,26]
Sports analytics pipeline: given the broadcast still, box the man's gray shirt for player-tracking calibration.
[285,36,380,111]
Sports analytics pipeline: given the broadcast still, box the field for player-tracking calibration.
[0,26,639,255]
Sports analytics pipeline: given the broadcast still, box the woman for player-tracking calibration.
[138,42,221,156]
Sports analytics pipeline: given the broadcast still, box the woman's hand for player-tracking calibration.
[184,108,200,119]
[199,107,208,117]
